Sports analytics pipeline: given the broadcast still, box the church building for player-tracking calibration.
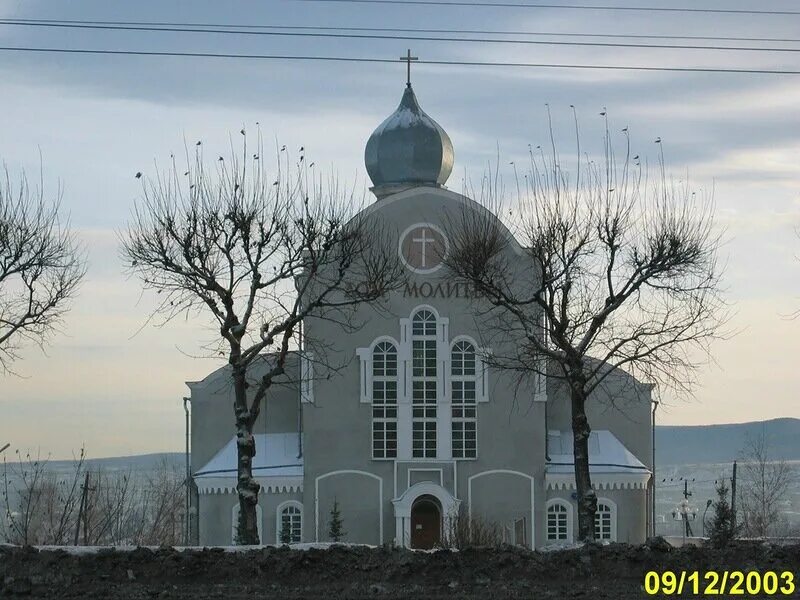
[186,69,653,549]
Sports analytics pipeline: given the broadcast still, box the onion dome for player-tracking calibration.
[365,84,454,199]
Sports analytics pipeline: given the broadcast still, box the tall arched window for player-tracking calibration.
[372,341,398,459]
[594,500,615,541]
[451,340,477,459]
[412,310,437,458]
[546,500,571,542]
[277,502,303,544]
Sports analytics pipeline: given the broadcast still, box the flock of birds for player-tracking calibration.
[134,131,313,184]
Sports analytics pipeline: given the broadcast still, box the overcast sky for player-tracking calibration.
[1,0,799,459]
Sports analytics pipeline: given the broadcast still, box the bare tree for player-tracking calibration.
[121,137,401,544]
[0,166,85,372]
[2,449,187,546]
[2,448,86,545]
[444,124,726,541]
[739,432,795,538]
[439,503,503,549]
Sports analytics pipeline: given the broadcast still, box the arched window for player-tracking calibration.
[277,502,303,544]
[546,500,571,542]
[412,310,437,458]
[372,341,398,459]
[231,503,263,544]
[594,500,616,541]
[451,340,477,459]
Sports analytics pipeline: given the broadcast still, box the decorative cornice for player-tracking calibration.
[545,472,650,491]
[196,476,303,495]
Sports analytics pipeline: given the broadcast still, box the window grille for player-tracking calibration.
[451,340,477,458]
[279,504,302,544]
[595,502,613,540]
[372,341,398,458]
[547,502,569,541]
[412,310,437,458]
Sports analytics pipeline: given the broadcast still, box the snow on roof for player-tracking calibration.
[194,433,303,494]
[546,430,649,475]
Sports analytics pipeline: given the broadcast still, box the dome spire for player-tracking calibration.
[400,49,418,88]
[364,54,454,200]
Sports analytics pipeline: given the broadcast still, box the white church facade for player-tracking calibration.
[186,76,653,549]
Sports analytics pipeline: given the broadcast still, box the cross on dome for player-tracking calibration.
[400,49,418,87]
[364,50,454,199]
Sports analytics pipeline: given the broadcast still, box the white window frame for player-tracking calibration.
[356,336,400,404]
[276,500,303,544]
[450,337,478,459]
[594,497,617,542]
[371,340,399,459]
[411,309,438,459]
[231,502,263,544]
[545,498,573,542]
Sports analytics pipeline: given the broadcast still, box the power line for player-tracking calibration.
[294,0,800,16]
[2,46,800,75]
[4,19,800,53]
[6,18,800,45]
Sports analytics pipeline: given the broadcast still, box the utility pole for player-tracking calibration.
[672,479,697,545]
[73,472,90,546]
[683,480,694,538]
[730,460,737,528]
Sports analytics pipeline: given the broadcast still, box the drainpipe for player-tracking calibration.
[183,396,191,546]
[298,319,304,459]
[651,399,659,537]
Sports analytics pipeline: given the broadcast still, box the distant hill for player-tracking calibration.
[6,419,798,472]
[656,418,800,465]
[4,452,184,474]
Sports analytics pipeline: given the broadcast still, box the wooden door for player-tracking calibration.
[410,497,441,549]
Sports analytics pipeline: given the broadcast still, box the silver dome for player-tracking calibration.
[365,84,454,199]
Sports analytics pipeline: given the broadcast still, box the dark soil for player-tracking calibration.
[1,539,798,599]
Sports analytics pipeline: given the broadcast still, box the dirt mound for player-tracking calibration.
[1,540,798,599]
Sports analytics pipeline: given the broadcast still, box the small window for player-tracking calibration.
[412,309,437,336]
[451,340,476,376]
[278,503,302,544]
[546,502,570,541]
[594,502,614,541]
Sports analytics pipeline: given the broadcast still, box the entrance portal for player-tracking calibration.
[410,495,442,549]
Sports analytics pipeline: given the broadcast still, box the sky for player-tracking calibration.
[1,0,799,459]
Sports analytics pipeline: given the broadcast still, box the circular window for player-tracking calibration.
[398,223,448,274]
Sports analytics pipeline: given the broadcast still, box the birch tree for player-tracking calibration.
[121,138,401,544]
[444,125,726,541]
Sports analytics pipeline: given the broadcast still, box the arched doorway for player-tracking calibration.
[410,495,442,549]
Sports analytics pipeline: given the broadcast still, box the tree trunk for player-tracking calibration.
[233,365,261,545]
[570,379,597,542]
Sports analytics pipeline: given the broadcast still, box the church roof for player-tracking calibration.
[546,430,649,474]
[194,433,303,494]
[545,430,650,490]
[365,84,454,199]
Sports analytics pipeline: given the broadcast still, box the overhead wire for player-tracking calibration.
[2,46,800,75]
[3,18,800,44]
[3,19,800,53]
[292,0,800,16]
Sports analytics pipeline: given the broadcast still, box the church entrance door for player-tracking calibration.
[410,495,442,549]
